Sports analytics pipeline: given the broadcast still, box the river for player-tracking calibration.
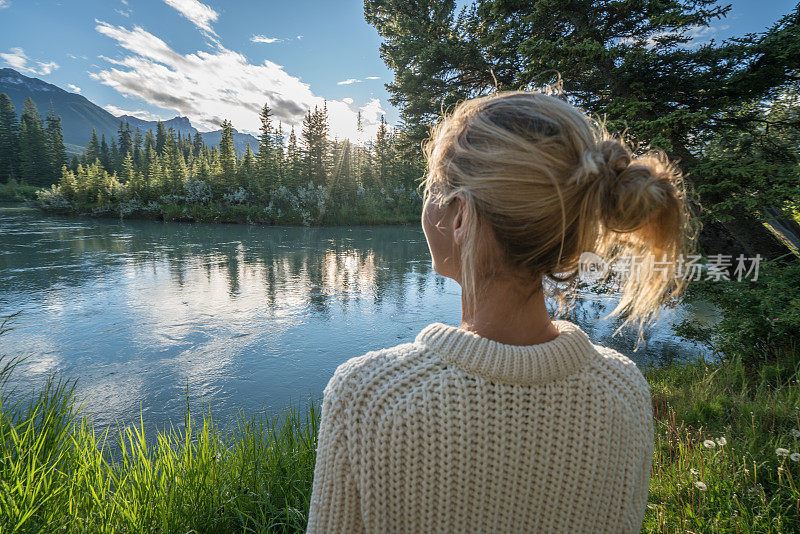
[0,204,714,431]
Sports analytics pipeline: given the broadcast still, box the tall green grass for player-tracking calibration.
[3,343,800,532]
[0,355,319,533]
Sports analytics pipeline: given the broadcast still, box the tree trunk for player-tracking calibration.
[764,206,800,252]
[717,206,796,262]
[673,146,797,263]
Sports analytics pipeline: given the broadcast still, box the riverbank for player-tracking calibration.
[34,184,422,226]
[0,182,38,202]
[2,348,799,533]
[36,200,420,226]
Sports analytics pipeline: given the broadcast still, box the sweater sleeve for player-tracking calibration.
[306,375,364,534]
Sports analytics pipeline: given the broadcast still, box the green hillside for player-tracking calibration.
[0,68,258,155]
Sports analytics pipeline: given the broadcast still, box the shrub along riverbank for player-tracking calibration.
[3,341,800,532]
[0,181,38,203]
[35,177,422,226]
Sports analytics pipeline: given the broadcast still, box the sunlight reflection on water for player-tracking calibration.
[0,205,711,432]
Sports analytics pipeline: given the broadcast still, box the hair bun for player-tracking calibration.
[587,140,676,234]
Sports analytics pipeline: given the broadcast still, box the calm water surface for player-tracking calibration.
[0,204,713,431]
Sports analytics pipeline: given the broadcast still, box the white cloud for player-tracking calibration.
[115,8,131,17]
[621,22,730,50]
[685,23,729,48]
[104,104,169,122]
[0,47,59,75]
[296,34,303,40]
[327,98,387,144]
[342,97,353,105]
[337,78,361,85]
[67,53,88,60]
[91,21,386,141]
[67,83,82,93]
[365,76,380,80]
[251,35,282,44]
[162,0,218,36]
[0,1,10,9]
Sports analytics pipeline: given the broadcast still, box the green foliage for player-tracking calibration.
[0,179,38,202]
[219,119,237,184]
[45,104,66,179]
[0,93,21,183]
[30,98,424,225]
[18,98,51,186]
[677,259,800,365]
[302,105,330,187]
[364,0,800,258]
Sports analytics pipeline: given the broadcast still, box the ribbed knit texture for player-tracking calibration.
[306,320,653,533]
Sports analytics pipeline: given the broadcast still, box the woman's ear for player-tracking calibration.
[452,194,470,247]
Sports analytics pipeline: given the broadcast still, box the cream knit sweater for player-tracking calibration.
[306,320,653,533]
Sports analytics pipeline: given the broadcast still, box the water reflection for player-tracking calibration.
[0,204,708,433]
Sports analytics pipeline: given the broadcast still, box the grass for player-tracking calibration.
[645,349,800,532]
[2,346,800,532]
[0,182,39,202]
[0,357,319,533]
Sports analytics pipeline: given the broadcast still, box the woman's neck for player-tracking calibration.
[460,279,559,346]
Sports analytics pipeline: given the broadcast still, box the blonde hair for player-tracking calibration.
[422,91,695,332]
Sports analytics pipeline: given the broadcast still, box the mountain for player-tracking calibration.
[117,114,196,138]
[0,68,259,156]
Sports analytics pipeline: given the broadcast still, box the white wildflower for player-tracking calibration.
[694,481,707,491]
[690,468,699,476]
[792,429,800,438]
[703,439,716,449]
[716,437,727,447]
[776,448,790,458]
[791,453,800,462]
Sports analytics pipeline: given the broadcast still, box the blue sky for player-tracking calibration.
[0,0,796,139]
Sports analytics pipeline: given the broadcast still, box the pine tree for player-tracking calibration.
[86,128,100,165]
[143,130,155,166]
[365,0,800,259]
[155,121,167,155]
[330,139,352,204]
[192,132,204,158]
[44,104,66,183]
[133,128,144,170]
[99,134,110,171]
[239,142,256,191]
[109,139,120,174]
[118,121,133,159]
[257,103,276,180]
[218,119,237,184]
[58,164,77,200]
[302,105,329,186]
[0,93,21,182]
[121,152,135,184]
[374,115,391,187]
[148,153,167,195]
[286,125,300,188]
[275,121,285,187]
[164,127,186,193]
[19,98,49,185]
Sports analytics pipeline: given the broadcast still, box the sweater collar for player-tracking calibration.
[415,320,594,386]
